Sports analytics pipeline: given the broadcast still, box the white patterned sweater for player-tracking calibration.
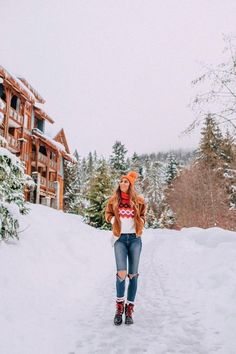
[110,203,135,246]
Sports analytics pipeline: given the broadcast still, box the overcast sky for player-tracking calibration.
[1,0,236,157]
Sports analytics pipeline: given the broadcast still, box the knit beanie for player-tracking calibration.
[121,171,138,186]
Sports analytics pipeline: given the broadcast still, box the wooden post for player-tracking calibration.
[19,100,26,161]
[35,138,39,171]
[46,148,50,193]
[4,87,11,139]
[21,100,26,137]
[55,151,59,180]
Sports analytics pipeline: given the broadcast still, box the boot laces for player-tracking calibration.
[116,301,124,315]
[126,304,134,317]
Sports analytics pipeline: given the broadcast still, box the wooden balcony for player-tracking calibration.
[9,107,23,126]
[48,181,55,190]
[22,153,29,162]
[40,176,46,187]
[49,159,57,170]
[32,151,57,171]
[7,135,20,151]
[39,176,55,192]
[39,152,47,165]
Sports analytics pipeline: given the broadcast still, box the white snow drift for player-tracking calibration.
[0,204,236,354]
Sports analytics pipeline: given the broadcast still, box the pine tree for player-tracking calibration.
[130,152,140,171]
[198,116,236,209]
[64,152,80,213]
[109,141,128,181]
[221,131,236,209]
[141,155,152,195]
[198,114,224,168]
[87,151,95,177]
[221,130,234,165]
[78,156,91,213]
[146,204,159,228]
[86,159,113,229]
[159,205,176,229]
[165,153,179,185]
[0,146,29,240]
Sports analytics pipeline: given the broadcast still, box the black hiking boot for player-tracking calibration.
[125,303,134,325]
[114,300,125,326]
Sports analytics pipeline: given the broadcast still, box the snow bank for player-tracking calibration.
[0,204,113,354]
[0,205,235,354]
[153,227,236,353]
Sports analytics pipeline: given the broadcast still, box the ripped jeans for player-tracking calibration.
[114,233,142,302]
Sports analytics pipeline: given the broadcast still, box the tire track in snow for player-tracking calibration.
[69,234,207,354]
[139,235,207,353]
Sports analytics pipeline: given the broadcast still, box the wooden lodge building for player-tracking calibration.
[0,65,74,210]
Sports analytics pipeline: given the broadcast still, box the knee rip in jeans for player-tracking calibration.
[116,272,127,281]
[128,273,139,280]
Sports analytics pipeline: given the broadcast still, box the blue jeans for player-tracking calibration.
[114,233,142,302]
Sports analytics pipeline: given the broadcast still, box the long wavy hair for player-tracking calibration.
[111,178,139,212]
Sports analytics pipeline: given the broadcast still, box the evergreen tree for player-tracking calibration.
[221,130,234,165]
[93,150,98,163]
[64,152,80,213]
[198,116,236,209]
[165,152,179,185]
[141,155,152,195]
[87,151,95,176]
[0,145,29,240]
[109,141,128,180]
[130,152,140,171]
[158,205,176,229]
[73,149,80,162]
[198,114,224,168]
[146,204,159,228]
[85,158,113,229]
[221,131,236,209]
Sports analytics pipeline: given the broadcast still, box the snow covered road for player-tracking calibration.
[71,230,236,354]
[72,235,205,354]
[0,204,236,354]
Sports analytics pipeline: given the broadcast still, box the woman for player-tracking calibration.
[105,171,147,326]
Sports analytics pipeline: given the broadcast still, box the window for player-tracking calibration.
[34,116,45,132]
[11,95,20,112]
[0,84,6,101]
[8,127,15,136]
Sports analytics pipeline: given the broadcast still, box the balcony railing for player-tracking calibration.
[40,176,46,187]
[7,135,20,150]
[22,153,29,162]
[48,181,55,190]
[49,159,57,170]
[9,107,23,125]
[38,152,48,165]
[39,177,55,191]
[32,151,57,170]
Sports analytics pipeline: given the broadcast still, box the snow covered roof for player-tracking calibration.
[17,76,45,103]
[32,128,66,152]
[32,128,75,162]
[0,65,74,162]
[0,66,44,104]
[34,104,54,124]
[53,128,70,154]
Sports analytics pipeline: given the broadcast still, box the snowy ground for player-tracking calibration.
[0,204,236,354]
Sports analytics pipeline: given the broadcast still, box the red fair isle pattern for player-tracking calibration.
[118,207,135,219]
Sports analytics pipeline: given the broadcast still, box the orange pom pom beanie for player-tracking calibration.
[121,171,139,186]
